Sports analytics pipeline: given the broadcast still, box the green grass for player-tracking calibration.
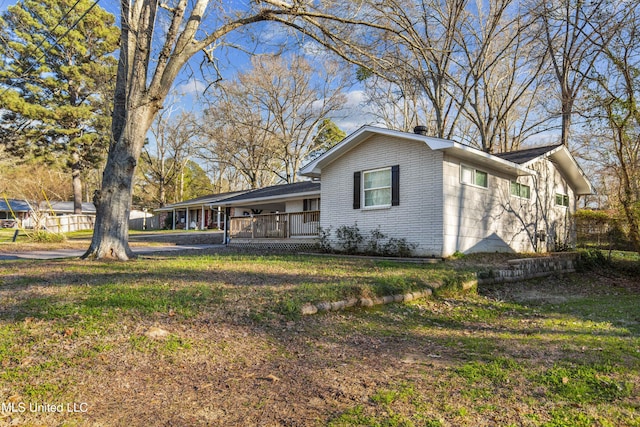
[0,251,638,426]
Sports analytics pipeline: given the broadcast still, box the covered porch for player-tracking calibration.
[229,210,320,239]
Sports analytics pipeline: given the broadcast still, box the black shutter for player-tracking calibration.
[353,171,361,209]
[391,165,400,206]
[303,199,308,211]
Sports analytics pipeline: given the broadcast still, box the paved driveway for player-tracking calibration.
[0,244,222,260]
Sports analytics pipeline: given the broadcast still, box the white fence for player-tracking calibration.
[43,215,95,233]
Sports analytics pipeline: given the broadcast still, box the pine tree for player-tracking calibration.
[0,0,119,213]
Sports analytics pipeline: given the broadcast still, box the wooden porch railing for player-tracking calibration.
[229,211,320,239]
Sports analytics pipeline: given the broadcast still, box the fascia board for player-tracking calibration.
[218,190,322,207]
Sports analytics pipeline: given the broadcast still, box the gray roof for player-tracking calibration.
[0,199,31,212]
[155,190,249,211]
[493,144,562,165]
[221,181,320,204]
[156,181,320,211]
[41,201,97,214]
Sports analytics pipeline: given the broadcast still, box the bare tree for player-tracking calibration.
[457,2,552,152]
[241,54,347,183]
[83,0,385,259]
[530,0,628,146]
[142,106,197,207]
[581,5,640,253]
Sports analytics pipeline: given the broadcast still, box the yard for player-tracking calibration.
[0,249,638,426]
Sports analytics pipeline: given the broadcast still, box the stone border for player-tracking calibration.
[301,289,435,315]
[477,253,578,285]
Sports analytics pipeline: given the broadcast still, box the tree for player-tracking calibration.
[309,118,345,160]
[530,0,628,146]
[0,0,119,213]
[83,0,382,259]
[199,54,346,186]
[141,107,198,207]
[581,5,640,253]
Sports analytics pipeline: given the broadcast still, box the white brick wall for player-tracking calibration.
[319,134,576,257]
[320,134,444,256]
[442,155,575,256]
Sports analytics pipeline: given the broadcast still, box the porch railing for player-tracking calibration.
[229,211,320,239]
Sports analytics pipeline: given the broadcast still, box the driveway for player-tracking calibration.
[0,244,223,260]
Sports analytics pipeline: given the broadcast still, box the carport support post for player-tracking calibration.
[224,207,231,244]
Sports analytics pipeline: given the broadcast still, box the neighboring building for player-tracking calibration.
[40,201,97,215]
[160,126,592,257]
[299,126,592,257]
[0,199,31,228]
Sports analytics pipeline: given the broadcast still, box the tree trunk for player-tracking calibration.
[83,105,154,260]
[71,151,83,214]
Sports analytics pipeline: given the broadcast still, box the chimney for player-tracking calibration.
[413,125,428,135]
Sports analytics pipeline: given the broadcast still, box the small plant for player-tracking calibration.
[365,226,386,254]
[316,226,333,253]
[577,248,610,270]
[27,231,66,243]
[381,237,417,257]
[335,223,364,254]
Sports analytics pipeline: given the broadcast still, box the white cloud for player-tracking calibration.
[174,79,207,97]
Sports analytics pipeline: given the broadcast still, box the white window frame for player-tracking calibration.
[460,164,488,188]
[363,167,392,208]
[555,193,569,207]
[510,181,531,199]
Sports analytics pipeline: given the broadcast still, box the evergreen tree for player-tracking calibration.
[0,0,119,213]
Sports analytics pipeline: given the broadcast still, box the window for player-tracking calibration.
[303,198,320,222]
[303,198,320,211]
[510,181,531,199]
[461,164,488,188]
[364,168,392,207]
[354,166,399,209]
[555,193,569,207]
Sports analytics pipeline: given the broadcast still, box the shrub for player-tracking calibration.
[319,223,418,258]
[335,224,364,254]
[577,248,610,270]
[27,231,67,243]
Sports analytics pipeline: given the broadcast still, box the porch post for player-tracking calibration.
[251,213,255,239]
[172,209,176,230]
[224,207,231,245]
[186,209,190,230]
[217,206,221,229]
[201,205,205,230]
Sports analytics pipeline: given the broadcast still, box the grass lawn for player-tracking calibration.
[0,250,638,426]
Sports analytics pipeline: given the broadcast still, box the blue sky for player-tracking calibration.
[0,0,376,135]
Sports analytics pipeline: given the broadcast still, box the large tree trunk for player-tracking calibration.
[83,100,156,260]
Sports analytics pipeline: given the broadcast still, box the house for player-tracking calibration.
[0,199,31,228]
[298,126,592,257]
[155,182,320,243]
[41,201,97,215]
[159,126,592,257]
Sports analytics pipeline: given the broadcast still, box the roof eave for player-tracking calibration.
[220,189,321,207]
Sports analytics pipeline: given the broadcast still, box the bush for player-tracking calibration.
[335,224,364,254]
[27,231,67,243]
[320,224,417,257]
[577,248,610,270]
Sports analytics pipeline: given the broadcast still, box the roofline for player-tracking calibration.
[154,191,250,212]
[218,189,321,207]
[299,125,533,177]
[536,145,593,195]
